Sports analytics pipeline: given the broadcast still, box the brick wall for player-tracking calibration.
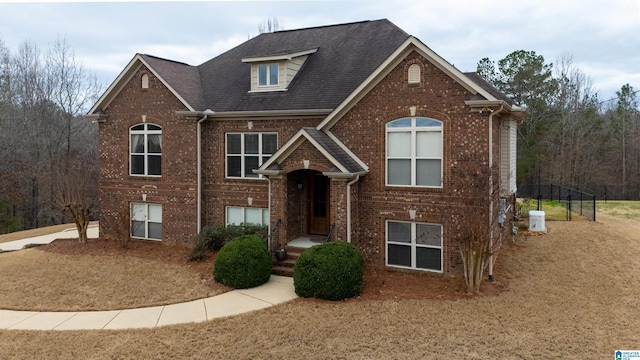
[329,50,500,274]
[98,66,198,246]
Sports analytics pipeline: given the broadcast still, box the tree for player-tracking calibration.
[610,84,640,197]
[53,153,96,244]
[258,17,281,34]
[477,50,557,185]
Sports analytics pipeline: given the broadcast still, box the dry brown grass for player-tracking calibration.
[0,248,227,311]
[1,215,639,359]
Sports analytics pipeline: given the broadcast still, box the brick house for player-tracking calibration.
[87,19,525,275]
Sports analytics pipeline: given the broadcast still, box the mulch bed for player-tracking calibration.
[39,237,509,301]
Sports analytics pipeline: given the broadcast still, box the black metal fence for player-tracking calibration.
[517,184,596,221]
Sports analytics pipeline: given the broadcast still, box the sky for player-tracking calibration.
[0,0,639,103]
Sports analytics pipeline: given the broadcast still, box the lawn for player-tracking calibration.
[1,210,638,359]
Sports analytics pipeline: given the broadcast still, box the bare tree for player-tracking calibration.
[258,17,281,34]
[53,154,95,243]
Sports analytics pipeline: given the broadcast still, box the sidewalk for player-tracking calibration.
[0,275,297,330]
[0,224,100,252]
[0,225,299,330]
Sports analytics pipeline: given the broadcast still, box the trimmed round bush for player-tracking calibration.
[213,235,272,289]
[293,241,364,301]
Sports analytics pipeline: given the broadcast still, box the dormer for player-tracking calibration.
[242,48,318,92]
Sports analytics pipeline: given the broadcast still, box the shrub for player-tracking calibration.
[201,223,268,251]
[188,235,208,261]
[213,235,272,289]
[293,241,363,301]
[189,223,268,261]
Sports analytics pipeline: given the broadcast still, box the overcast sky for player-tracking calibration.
[0,0,638,103]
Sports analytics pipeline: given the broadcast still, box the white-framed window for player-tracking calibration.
[386,117,442,187]
[226,133,277,178]
[226,206,269,226]
[130,123,162,176]
[386,220,442,272]
[131,203,162,240]
[258,63,279,87]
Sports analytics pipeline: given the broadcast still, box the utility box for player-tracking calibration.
[528,210,547,233]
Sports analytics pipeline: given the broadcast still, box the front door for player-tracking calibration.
[309,173,330,235]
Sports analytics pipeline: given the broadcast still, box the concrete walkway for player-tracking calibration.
[0,224,100,252]
[0,275,297,330]
[0,225,299,330]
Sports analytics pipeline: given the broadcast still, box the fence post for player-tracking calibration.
[537,194,542,211]
[567,194,572,221]
[593,194,597,222]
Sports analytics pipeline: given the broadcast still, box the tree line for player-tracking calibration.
[0,37,102,234]
[477,50,640,199]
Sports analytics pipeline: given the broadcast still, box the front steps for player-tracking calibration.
[271,246,304,277]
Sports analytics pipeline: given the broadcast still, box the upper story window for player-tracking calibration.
[226,133,277,179]
[130,123,162,176]
[258,63,279,87]
[386,117,442,187]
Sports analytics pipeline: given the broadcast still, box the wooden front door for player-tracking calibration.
[309,173,330,235]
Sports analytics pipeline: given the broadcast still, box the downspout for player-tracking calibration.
[266,176,271,248]
[346,175,360,243]
[196,110,213,232]
[487,105,504,282]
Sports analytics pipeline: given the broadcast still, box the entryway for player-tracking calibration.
[308,171,330,235]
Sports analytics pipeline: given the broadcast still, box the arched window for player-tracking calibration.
[141,73,149,89]
[408,64,421,84]
[130,123,162,176]
[386,117,442,187]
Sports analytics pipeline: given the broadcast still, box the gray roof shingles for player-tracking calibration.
[149,20,409,113]
[303,128,365,173]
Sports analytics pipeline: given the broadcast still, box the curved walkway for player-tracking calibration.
[0,225,298,330]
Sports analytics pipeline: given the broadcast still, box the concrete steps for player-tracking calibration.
[272,246,305,277]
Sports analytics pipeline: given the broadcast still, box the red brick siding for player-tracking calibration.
[98,66,198,245]
[329,50,497,274]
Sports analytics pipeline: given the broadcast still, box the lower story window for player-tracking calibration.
[386,220,442,272]
[226,206,269,226]
[131,203,162,240]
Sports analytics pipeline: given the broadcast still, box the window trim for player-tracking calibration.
[130,202,162,241]
[225,132,277,179]
[225,206,270,226]
[129,123,162,177]
[386,220,443,273]
[257,63,279,87]
[386,117,443,188]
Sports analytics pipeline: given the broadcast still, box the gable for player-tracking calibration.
[89,54,201,114]
[316,36,506,131]
[257,128,367,176]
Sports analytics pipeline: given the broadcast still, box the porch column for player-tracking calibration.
[330,178,348,241]
[268,175,286,251]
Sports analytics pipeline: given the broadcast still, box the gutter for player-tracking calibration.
[178,109,332,120]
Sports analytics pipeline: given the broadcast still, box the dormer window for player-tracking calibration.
[242,48,318,93]
[258,63,279,87]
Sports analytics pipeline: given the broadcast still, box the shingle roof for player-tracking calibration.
[140,54,206,110]
[463,72,516,106]
[302,128,366,173]
[172,19,410,112]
